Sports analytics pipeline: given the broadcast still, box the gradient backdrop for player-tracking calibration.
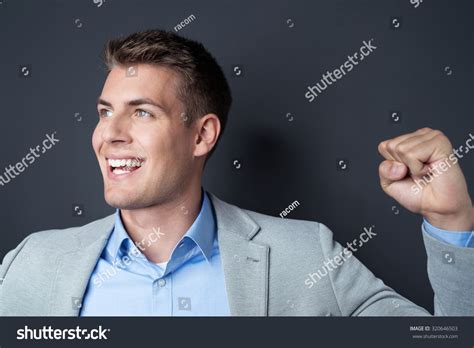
[0,0,473,312]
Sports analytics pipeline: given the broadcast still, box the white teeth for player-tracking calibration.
[107,158,143,168]
[113,168,131,175]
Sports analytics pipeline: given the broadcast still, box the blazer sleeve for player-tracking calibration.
[0,236,31,289]
[422,225,474,315]
[317,222,473,316]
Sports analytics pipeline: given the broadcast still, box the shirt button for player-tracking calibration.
[158,278,166,287]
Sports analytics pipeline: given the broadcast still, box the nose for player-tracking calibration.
[101,114,132,144]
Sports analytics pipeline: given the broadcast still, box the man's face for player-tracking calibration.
[92,64,197,209]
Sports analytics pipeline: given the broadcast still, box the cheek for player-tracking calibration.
[143,131,190,165]
[167,129,193,159]
[145,138,173,161]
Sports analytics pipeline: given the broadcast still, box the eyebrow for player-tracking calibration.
[97,97,169,114]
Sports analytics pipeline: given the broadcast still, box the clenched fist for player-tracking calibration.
[378,128,473,231]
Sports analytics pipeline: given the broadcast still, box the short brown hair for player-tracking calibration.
[102,29,232,162]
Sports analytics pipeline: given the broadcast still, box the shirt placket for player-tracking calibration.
[152,274,172,315]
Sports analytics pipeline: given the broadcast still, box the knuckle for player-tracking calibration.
[378,141,386,153]
[418,127,432,133]
[432,130,451,145]
[386,141,396,152]
[394,142,407,154]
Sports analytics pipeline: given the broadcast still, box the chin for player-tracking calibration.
[105,188,161,210]
[104,190,141,210]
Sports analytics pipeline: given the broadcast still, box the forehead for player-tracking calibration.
[101,63,182,111]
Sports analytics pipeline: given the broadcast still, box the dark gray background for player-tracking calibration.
[0,0,472,313]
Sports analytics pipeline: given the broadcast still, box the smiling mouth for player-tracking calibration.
[107,157,145,175]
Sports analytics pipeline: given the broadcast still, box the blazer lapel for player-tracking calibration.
[49,215,115,316]
[209,192,270,316]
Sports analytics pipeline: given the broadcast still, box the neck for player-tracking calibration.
[119,184,203,263]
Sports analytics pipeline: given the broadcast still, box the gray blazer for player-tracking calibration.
[0,192,472,316]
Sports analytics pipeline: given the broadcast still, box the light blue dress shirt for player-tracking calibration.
[423,219,474,248]
[80,189,230,316]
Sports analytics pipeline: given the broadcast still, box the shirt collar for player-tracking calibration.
[182,189,215,262]
[104,188,216,266]
[104,210,132,265]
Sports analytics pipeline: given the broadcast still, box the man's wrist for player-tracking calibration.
[424,206,474,232]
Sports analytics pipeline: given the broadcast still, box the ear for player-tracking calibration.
[193,113,221,158]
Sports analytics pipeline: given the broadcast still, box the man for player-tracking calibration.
[0,29,472,316]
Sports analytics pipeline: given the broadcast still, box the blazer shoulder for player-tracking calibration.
[208,192,332,242]
[11,214,115,252]
[236,208,338,265]
[242,208,331,241]
[1,215,114,283]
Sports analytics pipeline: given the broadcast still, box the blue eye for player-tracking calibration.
[136,109,152,118]
[99,109,113,118]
